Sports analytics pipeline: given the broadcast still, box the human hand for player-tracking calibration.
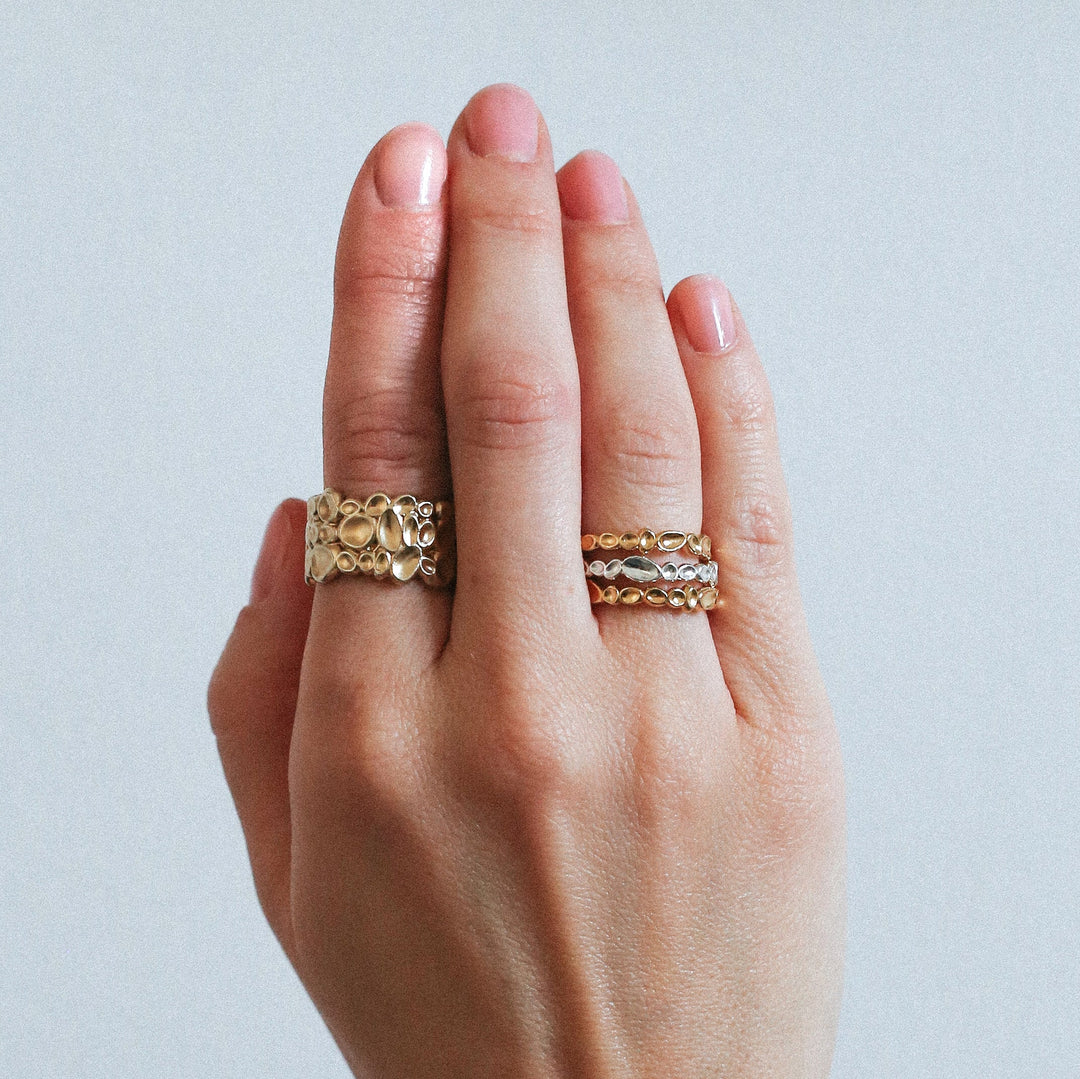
[209,84,844,1078]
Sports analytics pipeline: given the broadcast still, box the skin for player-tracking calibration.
[208,84,845,1078]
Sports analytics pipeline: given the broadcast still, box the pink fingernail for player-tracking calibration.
[559,151,628,224]
[465,83,538,161]
[374,123,447,209]
[679,276,737,354]
[250,502,292,603]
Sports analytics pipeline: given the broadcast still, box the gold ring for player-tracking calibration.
[305,488,455,586]
[581,528,721,611]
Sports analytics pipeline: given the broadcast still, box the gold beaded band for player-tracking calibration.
[304,488,455,586]
[582,528,720,612]
[587,581,722,611]
[581,528,712,560]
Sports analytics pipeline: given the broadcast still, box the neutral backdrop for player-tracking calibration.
[2,3,1077,1076]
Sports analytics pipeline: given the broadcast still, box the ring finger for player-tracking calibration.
[556,151,709,634]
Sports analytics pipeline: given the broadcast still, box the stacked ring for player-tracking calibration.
[582,529,721,612]
[304,488,455,586]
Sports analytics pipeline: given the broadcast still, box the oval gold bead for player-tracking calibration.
[701,535,712,559]
[316,490,340,522]
[419,555,437,578]
[645,587,668,606]
[657,530,686,552]
[619,587,643,604]
[336,550,357,573]
[687,533,702,555]
[598,533,619,550]
[402,513,420,546]
[318,524,335,543]
[392,495,417,515]
[619,531,639,551]
[373,548,391,576]
[587,580,602,604]
[339,499,361,516]
[365,493,390,515]
[601,585,619,604]
[391,545,422,581]
[305,521,320,546]
[417,520,436,547]
[639,529,657,552]
[667,588,687,608]
[685,586,699,610]
[417,500,434,518]
[377,508,403,550]
[307,495,319,517]
[700,587,718,610]
[308,544,337,582]
[338,513,375,550]
[581,534,597,552]
[357,550,375,573]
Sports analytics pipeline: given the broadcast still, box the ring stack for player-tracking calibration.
[581,529,721,611]
[304,488,455,586]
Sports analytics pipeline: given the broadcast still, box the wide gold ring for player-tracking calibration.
[581,528,721,611]
[304,488,455,587]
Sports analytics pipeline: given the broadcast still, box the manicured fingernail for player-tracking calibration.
[679,276,737,354]
[250,502,292,603]
[465,83,538,161]
[374,123,447,208]
[559,151,628,224]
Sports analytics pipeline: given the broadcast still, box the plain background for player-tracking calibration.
[2,2,1077,1076]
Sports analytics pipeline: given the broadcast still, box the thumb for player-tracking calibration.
[208,498,313,961]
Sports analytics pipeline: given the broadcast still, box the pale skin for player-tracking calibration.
[209,84,845,1078]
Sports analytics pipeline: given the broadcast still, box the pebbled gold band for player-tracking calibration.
[304,488,455,587]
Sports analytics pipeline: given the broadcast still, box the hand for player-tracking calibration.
[209,84,845,1078]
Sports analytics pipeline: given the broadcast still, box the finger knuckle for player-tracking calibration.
[463,197,559,239]
[334,229,443,310]
[720,489,794,574]
[575,256,663,302]
[324,384,445,479]
[719,357,776,436]
[598,410,696,494]
[455,354,574,453]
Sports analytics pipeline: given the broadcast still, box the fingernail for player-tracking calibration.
[559,151,628,224]
[679,276,737,354]
[465,83,538,161]
[250,502,292,603]
[374,123,447,208]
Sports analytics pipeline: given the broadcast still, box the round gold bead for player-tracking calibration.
[667,588,687,608]
[417,500,434,517]
[339,499,361,516]
[645,587,668,606]
[336,550,357,573]
[619,587,643,604]
[602,585,619,604]
[581,534,597,552]
[305,521,320,546]
[598,533,619,550]
[338,513,375,550]
[619,531,639,551]
[392,495,417,514]
[639,529,657,552]
[417,520,436,547]
[365,493,391,515]
[357,550,375,573]
[700,587,718,611]
[308,544,337,582]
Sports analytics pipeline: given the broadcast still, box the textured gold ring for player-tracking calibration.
[582,529,720,611]
[304,488,455,586]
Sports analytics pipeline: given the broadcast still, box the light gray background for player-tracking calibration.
[2,2,1077,1076]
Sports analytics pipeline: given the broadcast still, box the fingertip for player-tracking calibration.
[250,498,312,606]
[667,274,737,356]
[372,122,447,210]
[556,150,629,224]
